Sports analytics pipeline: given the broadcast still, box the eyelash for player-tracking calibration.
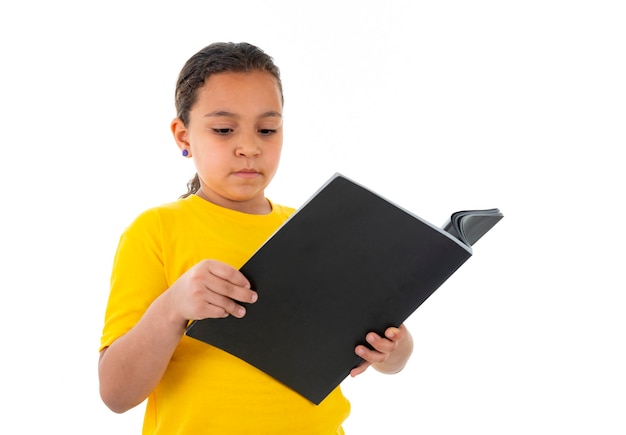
[212,129,277,136]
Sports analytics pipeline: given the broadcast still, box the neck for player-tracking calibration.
[196,189,272,215]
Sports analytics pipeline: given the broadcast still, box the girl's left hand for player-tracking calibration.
[350,324,413,377]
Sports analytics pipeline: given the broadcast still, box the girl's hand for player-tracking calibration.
[350,324,413,377]
[166,259,258,324]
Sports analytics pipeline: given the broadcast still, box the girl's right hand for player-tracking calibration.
[166,259,258,323]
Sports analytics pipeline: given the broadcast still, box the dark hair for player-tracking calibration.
[176,42,283,198]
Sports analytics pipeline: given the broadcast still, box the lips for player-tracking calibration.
[233,169,260,178]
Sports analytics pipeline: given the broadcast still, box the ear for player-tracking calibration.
[171,118,191,156]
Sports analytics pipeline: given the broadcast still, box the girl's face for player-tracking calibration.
[172,71,283,214]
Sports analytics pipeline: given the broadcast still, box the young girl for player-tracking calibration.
[99,42,414,434]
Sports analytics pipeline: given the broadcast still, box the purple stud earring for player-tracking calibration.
[182,149,189,157]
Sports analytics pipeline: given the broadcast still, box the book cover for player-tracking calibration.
[186,173,503,404]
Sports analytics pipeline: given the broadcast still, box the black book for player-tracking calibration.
[186,173,503,404]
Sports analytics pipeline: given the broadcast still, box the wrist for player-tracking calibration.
[151,290,188,335]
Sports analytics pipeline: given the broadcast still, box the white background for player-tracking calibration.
[1,1,625,433]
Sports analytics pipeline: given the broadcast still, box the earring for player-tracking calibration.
[182,149,189,157]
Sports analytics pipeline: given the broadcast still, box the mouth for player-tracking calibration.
[233,169,260,179]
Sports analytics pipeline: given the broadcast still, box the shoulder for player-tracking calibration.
[122,197,194,234]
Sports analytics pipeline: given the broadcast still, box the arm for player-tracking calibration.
[350,324,414,377]
[98,260,257,413]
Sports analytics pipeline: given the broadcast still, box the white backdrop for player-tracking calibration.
[1,1,624,434]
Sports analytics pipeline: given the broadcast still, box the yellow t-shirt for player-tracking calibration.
[100,195,351,434]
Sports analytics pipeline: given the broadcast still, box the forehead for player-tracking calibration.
[195,71,282,110]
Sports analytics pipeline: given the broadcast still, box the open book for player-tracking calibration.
[186,173,503,404]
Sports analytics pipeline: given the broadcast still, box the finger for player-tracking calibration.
[355,343,387,365]
[384,326,402,341]
[205,260,251,289]
[350,360,371,377]
[202,291,249,319]
[199,302,232,319]
[365,332,398,354]
[385,325,406,341]
[205,267,257,305]
[204,275,258,306]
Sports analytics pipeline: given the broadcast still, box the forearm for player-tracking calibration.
[98,290,187,413]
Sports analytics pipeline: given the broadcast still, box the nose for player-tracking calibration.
[235,132,261,158]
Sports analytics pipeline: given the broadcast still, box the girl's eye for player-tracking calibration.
[259,129,277,136]
[213,128,233,135]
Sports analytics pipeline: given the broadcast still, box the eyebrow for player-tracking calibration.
[203,110,282,119]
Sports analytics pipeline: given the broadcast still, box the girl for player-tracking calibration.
[98,42,413,434]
